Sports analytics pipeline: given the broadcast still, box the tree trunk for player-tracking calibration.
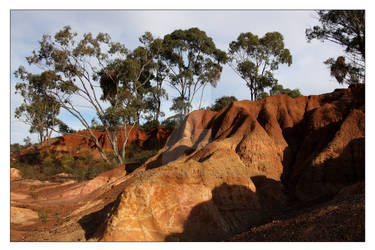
[155,98,161,125]
[198,83,207,109]
[111,130,124,165]
[85,128,109,162]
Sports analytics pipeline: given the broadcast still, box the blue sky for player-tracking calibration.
[10,10,346,144]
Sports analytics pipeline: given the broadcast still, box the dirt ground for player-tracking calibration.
[10,166,130,242]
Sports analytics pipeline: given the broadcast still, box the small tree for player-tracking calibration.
[14,69,61,145]
[162,27,227,117]
[306,10,365,84]
[257,84,302,100]
[208,96,238,111]
[170,96,191,122]
[228,32,292,100]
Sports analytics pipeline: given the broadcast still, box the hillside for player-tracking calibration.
[10,84,365,241]
[100,84,364,241]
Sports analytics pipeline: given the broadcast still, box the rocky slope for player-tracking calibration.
[18,126,172,160]
[229,182,365,241]
[99,84,365,241]
[11,84,365,242]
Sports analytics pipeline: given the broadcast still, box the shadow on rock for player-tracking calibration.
[78,198,120,241]
[146,145,193,170]
[165,178,286,242]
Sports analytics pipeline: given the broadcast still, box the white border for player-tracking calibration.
[2,1,373,250]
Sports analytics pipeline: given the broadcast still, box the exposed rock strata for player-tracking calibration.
[100,84,364,241]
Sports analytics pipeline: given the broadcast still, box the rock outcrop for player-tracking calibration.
[11,207,39,226]
[11,168,22,181]
[99,84,364,241]
[18,127,172,161]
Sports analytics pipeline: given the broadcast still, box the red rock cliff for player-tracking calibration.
[99,84,364,241]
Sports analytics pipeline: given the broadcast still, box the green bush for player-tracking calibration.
[20,150,40,165]
[36,209,49,224]
[30,191,39,200]
[10,143,24,154]
[61,155,75,174]
[141,120,159,130]
[12,162,40,179]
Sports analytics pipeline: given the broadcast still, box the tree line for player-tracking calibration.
[14,10,364,169]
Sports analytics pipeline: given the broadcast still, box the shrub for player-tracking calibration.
[12,162,40,179]
[141,120,159,130]
[10,143,24,154]
[20,150,40,165]
[36,209,49,224]
[41,152,62,177]
[161,115,180,129]
[61,155,75,174]
[30,191,39,200]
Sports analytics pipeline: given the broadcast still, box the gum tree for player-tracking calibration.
[306,10,365,84]
[97,32,163,164]
[162,27,227,117]
[15,26,161,167]
[228,32,292,100]
[14,69,61,146]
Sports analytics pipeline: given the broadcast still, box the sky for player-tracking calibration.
[10,10,347,144]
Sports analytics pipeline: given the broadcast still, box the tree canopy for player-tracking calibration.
[306,10,365,84]
[14,26,307,170]
[162,27,227,117]
[208,96,238,111]
[228,32,292,100]
[257,84,302,100]
[14,69,61,145]
[15,26,164,167]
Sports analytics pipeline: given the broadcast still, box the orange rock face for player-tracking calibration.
[11,168,22,181]
[100,84,364,241]
[26,127,172,160]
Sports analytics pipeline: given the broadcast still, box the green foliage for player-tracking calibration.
[10,143,25,154]
[161,115,180,129]
[30,191,39,200]
[306,10,365,84]
[18,25,135,164]
[23,137,32,147]
[228,32,292,100]
[36,209,49,224]
[162,27,227,116]
[256,92,269,100]
[12,149,119,182]
[257,84,302,100]
[208,96,238,111]
[14,69,61,144]
[141,120,159,131]
[170,96,191,122]
[12,162,39,179]
[124,143,160,165]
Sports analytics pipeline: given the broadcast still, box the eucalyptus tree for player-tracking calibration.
[162,27,227,117]
[14,69,61,145]
[15,26,161,166]
[143,59,168,125]
[269,84,301,98]
[208,96,238,112]
[97,32,163,164]
[257,84,302,100]
[228,32,292,100]
[306,10,365,84]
